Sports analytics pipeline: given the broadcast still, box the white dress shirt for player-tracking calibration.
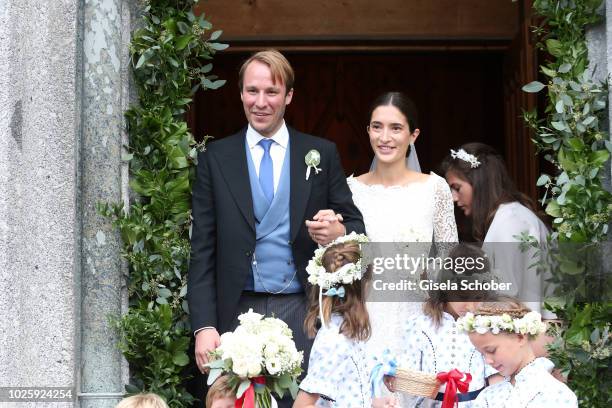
[245,122,289,194]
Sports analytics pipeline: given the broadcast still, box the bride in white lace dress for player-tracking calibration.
[347,92,458,372]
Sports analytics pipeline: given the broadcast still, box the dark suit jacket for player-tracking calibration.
[187,126,365,333]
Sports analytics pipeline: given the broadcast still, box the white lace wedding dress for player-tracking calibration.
[348,173,458,402]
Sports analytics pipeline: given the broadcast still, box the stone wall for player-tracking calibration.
[0,0,131,406]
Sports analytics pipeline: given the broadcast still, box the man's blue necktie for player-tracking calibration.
[258,138,274,203]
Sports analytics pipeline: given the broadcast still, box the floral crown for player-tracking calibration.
[450,148,481,168]
[456,311,546,336]
[306,232,369,291]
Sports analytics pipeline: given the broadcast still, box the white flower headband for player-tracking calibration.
[306,232,369,290]
[306,232,369,327]
[456,311,546,336]
[450,148,481,168]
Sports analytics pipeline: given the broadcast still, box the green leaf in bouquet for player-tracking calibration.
[207,367,223,386]
[205,358,226,369]
[289,380,299,399]
[236,379,251,398]
[271,379,284,399]
[277,374,292,389]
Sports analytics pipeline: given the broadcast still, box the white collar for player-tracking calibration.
[246,122,289,149]
[514,357,551,383]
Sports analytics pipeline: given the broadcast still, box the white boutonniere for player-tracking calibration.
[305,149,322,180]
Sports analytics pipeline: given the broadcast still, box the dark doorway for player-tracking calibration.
[190,51,506,176]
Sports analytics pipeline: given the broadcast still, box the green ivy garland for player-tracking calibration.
[98,1,227,406]
[522,0,611,406]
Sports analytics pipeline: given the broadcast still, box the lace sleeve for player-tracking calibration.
[432,176,458,242]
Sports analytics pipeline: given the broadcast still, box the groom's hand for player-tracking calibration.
[195,328,220,373]
[305,209,346,245]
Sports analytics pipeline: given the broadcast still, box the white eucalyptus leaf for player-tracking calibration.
[522,81,546,93]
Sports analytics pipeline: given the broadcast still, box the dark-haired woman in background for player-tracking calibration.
[440,143,549,315]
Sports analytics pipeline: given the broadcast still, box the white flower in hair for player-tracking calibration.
[305,232,369,290]
[450,148,481,168]
[456,310,546,336]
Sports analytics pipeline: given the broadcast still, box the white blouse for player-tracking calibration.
[299,314,371,407]
[473,357,577,408]
[482,202,549,314]
[398,312,496,407]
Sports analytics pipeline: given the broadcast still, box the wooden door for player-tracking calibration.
[190,51,507,176]
[502,0,539,201]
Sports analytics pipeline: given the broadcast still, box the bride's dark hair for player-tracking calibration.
[368,92,419,134]
[440,142,545,240]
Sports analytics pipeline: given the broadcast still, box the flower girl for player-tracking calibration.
[457,298,577,407]
[294,233,395,408]
[391,244,500,407]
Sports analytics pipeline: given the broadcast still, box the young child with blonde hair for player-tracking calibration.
[206,375,235,408]
[458,298,577,407]
[115,393,168,408]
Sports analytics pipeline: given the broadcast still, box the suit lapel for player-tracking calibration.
[216,132,255,232]
[289,128,312,241]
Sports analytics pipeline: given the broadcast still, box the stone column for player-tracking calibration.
[0,1,82,408]
[587,2,610,194]
[0,0,132,407]
[586,2,611,237]
[78,0,132,407]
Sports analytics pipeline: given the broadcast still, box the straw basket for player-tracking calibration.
[395,367,440,398]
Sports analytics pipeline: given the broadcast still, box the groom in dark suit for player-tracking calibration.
[187,50,364,403]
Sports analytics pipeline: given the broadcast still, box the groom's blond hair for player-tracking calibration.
[238,50,294,94]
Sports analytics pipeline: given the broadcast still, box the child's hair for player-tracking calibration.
[115,393,168,408]
[440,142,545,240]
[474,296,532,319]
[304,241,371,341]
[423,243,496,328]
[476,296,542,339]
[206,375,235,408]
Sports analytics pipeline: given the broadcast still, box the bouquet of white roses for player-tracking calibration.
[206,309,303,408]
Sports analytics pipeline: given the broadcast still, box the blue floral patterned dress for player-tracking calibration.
[473,357,577,407]
[299,314,371,407]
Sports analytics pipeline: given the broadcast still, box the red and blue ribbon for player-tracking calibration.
[436,369,472,408]
[235,376,266,408]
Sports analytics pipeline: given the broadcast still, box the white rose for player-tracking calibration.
[247,358,262,377]
[266,358,282,375]
[264,343,280,359]
[233,360,249,378]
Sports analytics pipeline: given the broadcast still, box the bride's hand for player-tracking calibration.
[305,209,345,245]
